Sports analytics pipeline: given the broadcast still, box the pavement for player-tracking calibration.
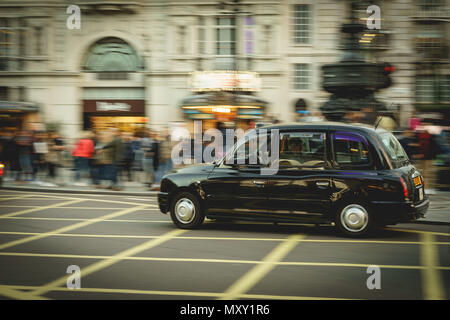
[1,167,449,224]
[0,191,448,300]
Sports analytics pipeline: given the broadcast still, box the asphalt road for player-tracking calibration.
[0,190,448,300]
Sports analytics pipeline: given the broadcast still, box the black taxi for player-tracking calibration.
[158,122,429,236]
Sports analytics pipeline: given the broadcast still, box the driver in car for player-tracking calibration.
[280,137,304,164]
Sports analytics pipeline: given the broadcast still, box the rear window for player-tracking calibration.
[332,132,371,167]
[380,132,408,161]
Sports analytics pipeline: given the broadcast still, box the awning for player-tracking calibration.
[181,92,267,107]
[0,101,40,113]
[180,92,267,120]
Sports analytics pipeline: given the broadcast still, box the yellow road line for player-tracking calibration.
[0,286,49,300]
[30,229,187,297]
[0,205,157,210]
[0,194,33,202]
[0,190,158,208]
[1,251,449,271]
[0,199,84,218]
[420,233,445,300]
[219,234,305,300]
[1,285,353,300]
[0,231,449,245]
[0,216,171,223]
[0,205,148,250]
[389,227,450,237]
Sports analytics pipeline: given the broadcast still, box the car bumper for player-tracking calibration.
[158,192,169,214]
[372,197,430,223]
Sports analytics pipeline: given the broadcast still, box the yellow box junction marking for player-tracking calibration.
[30,229,187,297]
[0,204,148,250]
[420,233,445,300]
[219,234,305,300]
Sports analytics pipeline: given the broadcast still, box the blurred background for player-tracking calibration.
[0,0,449,191]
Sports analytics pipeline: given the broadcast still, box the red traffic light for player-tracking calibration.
[384,65,396,72]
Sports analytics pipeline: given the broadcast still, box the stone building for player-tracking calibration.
[0,0,448,139]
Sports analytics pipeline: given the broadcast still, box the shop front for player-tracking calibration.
[82,99,147,133]
[181,71,267,132]
[0,101,40,132]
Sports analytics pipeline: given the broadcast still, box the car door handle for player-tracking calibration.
[253,180,266,186]
[316,181,330,187]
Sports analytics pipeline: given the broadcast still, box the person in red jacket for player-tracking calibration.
[72,131,94,186]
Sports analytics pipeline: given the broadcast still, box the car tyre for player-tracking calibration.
[170,192,204,229]
[335,203,374,237]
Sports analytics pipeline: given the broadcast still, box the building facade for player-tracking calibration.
[0,0,448,140]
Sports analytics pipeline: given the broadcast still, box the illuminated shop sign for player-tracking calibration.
[190,71,261,92]
[83,100,145,113]
[96,102,131,112]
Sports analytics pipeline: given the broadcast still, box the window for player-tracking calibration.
[332,132,371,167]
[278,131,325,169]
[380,132,408,162]
[0,18,9,70]
[177,25,187,55]
[415,23,446,59]
[216,17,236,55]
[416,75,450,103]
[0,87,7,100]
[83,37,144,72]
[292,64,311,90]
[292,4,311,44]
[223,130,272,167]
[441,75,450,102]
[198,17,207,55]
[418,0,444,11]
[244,16,255,55]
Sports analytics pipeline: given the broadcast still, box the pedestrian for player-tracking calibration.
[33,131,52,185]
[0,131,17,180]
[92,131,106,188]
[46,130,65,185]
[141,130,156,189]
[398,130,419,160]
[122,132,134,182]
[16,130,33,182]
[72,131,94,186]
[131,132,144,182]
[100,128,124,191]
[155,129,173,182]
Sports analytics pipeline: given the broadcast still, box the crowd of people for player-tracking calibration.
[0,112,449,191]
[0,127,173,191]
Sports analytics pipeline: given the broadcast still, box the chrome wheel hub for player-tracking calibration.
[340,204,368,232]
[174,198,195,224]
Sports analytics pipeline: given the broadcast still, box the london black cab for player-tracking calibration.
[158,122,429,237]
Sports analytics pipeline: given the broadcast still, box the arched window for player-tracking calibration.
[83,37,144,72]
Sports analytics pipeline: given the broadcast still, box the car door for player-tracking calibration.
[202,130,273,220]
[265,131,333,223]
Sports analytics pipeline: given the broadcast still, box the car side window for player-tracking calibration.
[222,130,271,167]
[278,132,326,169]
[332,132,372,169]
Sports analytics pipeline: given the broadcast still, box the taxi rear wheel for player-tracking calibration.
[170,192,204,229]
[335,203,374,237]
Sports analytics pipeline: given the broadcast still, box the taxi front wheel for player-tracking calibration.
[170,192,204,229]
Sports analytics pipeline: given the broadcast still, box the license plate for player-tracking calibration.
[413,176,421,187]
[419,188,424,201]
